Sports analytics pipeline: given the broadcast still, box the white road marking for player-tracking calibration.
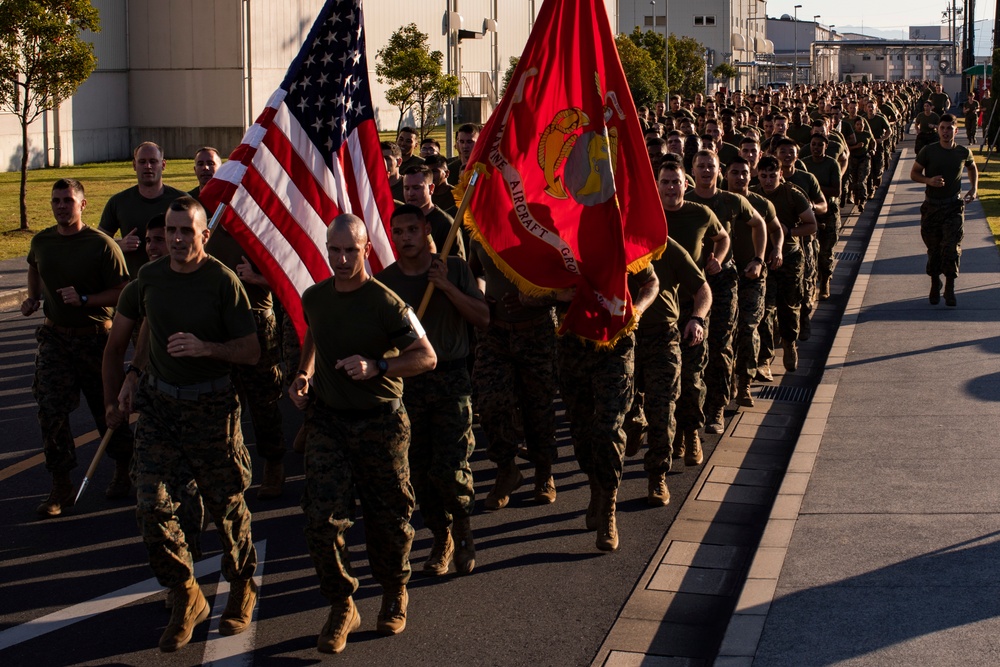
[203,540,267,667]
[0,540,265,655]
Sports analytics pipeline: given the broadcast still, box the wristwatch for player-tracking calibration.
[376,359,389,377]
[80,295,89,305]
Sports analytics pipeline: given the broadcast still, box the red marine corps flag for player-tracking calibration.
[456,0,666,346]
[198,0,394,342]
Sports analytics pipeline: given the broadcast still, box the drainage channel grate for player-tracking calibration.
[755,385,815,403]
[834,251,862,262]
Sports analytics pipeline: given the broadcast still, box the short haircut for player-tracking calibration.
[421,137,441,148]
[456,123,480,137]
[773,137,799,151]
[380,141,401,158]
[398,126,417,136]
[133,141,163,159]
[328,213,368,242]
[195,146,221,159]
[391,204,427,222]
[167,196,208,227]
[52,178,84,196]
[739,136,759,147]
[646,137,667,150]
[401,164,433,180]
[658,158,685,177]
[809,134,829,145]
[757,156,780,172]
[726,155,751,170]
[423,154,449,169]
[147,213,166,231]
[939,113,956,123]
[694,149,719,164]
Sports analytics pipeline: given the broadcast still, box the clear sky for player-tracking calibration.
[769,0,994,39]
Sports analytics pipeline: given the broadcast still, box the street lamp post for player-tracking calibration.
[793,5,802,88]
[813,15,821,84]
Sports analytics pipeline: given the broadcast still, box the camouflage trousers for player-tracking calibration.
[32,325,132,473]
[302,400,414,601]
[704,265,738,415]
[920,198,965,278]
[816,211,840,284]
[473,319,558,466]
[676,303,709,431]
[403,365,475,534]
[759,249,804,362]
[233,308,285,462]
[868,144,887,187]
[800,235,819,320]
[624,323,681,474]
[847,154,871,205]
[734,272,767,382]
[280,308,301,384]
[133,381,255,589]
[557,334,634,494]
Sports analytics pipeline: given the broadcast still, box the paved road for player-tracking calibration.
[0,304,724,666]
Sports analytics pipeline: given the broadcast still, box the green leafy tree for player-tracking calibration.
[375,23,459,138]
[500,56,519,97]
[614,35,665,108]
[0,0,99,231]
[624,27,707,100]
[712,63,739,82]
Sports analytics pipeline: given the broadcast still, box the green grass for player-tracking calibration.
[973,152,1000,250]
[0,160,199,260]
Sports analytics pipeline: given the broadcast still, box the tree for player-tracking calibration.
[712,63,739,83]
[0,0,99,231]
[375,23,459,138]
[614,35,665,108]
[500,56,519,97]
[624,28,707,101]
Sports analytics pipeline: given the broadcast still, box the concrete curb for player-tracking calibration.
[714,151,908,665]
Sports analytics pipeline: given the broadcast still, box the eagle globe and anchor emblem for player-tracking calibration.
[537,75,627,206]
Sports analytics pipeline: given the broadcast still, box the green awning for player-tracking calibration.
[964,64,992,75]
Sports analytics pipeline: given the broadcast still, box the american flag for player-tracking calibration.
[199,0,395,342]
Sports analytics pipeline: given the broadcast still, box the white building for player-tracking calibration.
[616,0,772,93]
[1,0,618,172]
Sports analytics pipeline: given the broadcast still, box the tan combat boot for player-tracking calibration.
[376,586,408,636]
[317,596,360,654]
[647,472,670,507]
[533,460,556,504]
[585,474,601,531]
[683,430,704,466]
[257,460,285,499]
[736,376,755,407]
[452,516,476,575]
[159,577,210,652]
[705,406,725,434]
[219,578,258,636]
[782,340,798,372]
[595,489,619,552]
[484,460,523,510]
[36,471,74,518]
[105,458,132,499]
[671,429,684,459]
[422,529,454,576]
[819,276,831,300]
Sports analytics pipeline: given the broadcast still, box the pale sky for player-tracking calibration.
[770,0,994,44]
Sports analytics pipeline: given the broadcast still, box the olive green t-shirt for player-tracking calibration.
[804,155,842,201]
[28,226,129,327]
[684,190,756,266]
[915,112,940,135]
[643,238,706,327]
[421,206,465,259]
[377,257,482,362]
[915,143,974,200]
[205,224,273,310]
[98,185,186,277]
[666,201,723,267]
[301,277,422,410]
[122,256,256,385]
[785,169,824,206]
[850,130,874,155]
[751,183,810,254]
[866,113,892,141]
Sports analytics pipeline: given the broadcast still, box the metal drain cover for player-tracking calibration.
[834,251,862,262]
[755,385,815,403]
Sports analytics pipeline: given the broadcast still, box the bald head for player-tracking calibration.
[328,213,369,243]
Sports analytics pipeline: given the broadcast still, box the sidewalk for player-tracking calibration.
[718,149,1000,665]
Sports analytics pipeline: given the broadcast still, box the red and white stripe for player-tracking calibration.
[201,88,396,342]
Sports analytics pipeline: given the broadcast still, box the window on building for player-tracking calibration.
[644,15,667,26]
[862,55,871,61]
[693,15,716,26]
[876,56,884,61]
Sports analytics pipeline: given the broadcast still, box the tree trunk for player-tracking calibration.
[19,116,29,231]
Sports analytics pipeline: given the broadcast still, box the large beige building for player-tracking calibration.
[1,0,617,172]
